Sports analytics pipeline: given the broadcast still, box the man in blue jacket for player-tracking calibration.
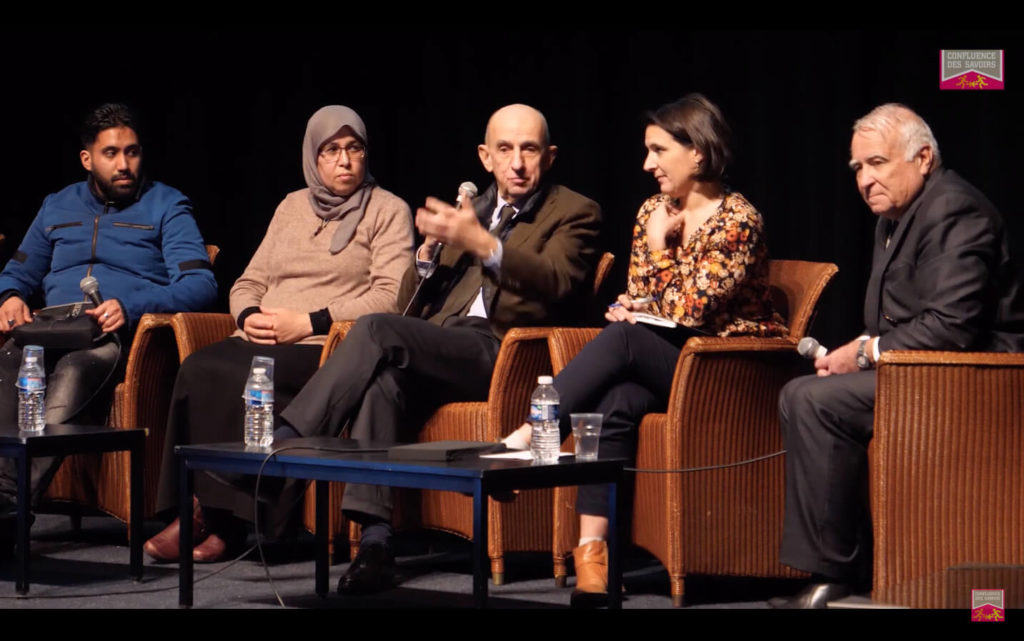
[0,103,217,552]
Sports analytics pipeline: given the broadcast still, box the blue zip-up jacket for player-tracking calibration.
[0,180,218,329]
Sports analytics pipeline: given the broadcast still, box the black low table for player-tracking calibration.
[177,437,625,608]
[0,423,146,594]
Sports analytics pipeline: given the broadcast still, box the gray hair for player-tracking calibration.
[853,103,942,168]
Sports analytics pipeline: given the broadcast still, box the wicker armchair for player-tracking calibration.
[303,253,615,577]
[870,350,1024,608]
[548,259,838,606]
[43,246,222,531]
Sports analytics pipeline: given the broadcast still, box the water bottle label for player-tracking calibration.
[529,402,558,423]
[245,390,273,407]
[17,377,45,391]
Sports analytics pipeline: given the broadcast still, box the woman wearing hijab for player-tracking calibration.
[145,106,413,563]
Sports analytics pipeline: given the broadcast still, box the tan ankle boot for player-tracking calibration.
[571,540,608,606]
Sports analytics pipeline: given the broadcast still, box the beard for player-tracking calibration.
[92,170,139,203]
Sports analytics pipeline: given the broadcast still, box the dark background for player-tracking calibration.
[0,28,1019,348]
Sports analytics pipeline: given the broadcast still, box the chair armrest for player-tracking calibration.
[871,349,1024,595]
[485,327,556,440]
[667,336,798,417]
[877,349,1024,368]
[319,320,356,366]
[169,312,237,363]
[121,313,174,383]
[650,337,802,466]
[548,327,603,375]
[110,313,175,430]
[421,402,490,442]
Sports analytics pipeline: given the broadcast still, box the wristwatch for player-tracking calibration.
[856,338,873,370]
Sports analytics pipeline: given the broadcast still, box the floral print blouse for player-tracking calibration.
[626,192,788,337]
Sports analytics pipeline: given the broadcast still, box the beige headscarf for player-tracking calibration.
[302,105,376,253]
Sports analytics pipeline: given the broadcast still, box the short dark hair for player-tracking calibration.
[644,94,732,182]
[80,103,141,148]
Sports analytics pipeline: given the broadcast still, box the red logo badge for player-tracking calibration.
[941,50,1004,90]
[971,589,1005,622]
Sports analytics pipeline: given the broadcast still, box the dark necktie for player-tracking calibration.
[480,205,517,312]
[493,204,516,241]
[422,200,526,324]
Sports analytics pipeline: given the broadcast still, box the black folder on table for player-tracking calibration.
[387,440,507,462]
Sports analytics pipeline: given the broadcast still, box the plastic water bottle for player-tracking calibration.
[17,347,46,432]
[243,366,274,448]
[529,375,560,464]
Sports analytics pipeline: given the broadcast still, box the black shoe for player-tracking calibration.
[337,543,398,595]
[769,582,854,609]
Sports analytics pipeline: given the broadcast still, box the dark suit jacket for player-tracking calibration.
[864,167,1024,353]
[399,182,602,339]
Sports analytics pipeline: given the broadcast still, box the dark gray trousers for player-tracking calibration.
[280,313,500,522]
[552,322,691,517]
[778,370,876,582]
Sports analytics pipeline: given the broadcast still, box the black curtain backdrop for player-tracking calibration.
[1,28,1019,349]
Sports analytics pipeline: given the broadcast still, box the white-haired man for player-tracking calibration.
[774,103,1024,607]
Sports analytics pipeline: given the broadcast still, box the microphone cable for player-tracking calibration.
[249,443,389,608]
[0,538,257,601]
[625,449,785,474]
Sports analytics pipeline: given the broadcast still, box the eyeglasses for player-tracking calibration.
[319,142,366,163]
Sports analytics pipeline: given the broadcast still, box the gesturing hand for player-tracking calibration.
[415,196,496,259]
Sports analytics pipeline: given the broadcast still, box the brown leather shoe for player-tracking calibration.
[143,496,206,563]
[570,540,608,608]
[193,532,231,563]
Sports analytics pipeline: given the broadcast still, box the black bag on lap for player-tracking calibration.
[11,302,106,350]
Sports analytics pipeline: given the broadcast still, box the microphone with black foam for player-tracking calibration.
[797,336,828,360]
[80,275,104,306]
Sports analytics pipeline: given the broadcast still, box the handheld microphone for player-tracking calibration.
[405,181,480,316]
[797,336,828,360]
[423,181,479,276]
[80,276,104,306]
[455,181,478,207]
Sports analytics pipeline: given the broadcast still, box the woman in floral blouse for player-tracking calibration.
[505,94,787,607]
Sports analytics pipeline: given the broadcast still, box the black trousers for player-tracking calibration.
[778,371,876,583]
[280,313,500,522]
[0,336,124,507]
[553,322,695,518]
[154,337,322,533]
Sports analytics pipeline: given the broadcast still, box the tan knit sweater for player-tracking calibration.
[229,186,413,346]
